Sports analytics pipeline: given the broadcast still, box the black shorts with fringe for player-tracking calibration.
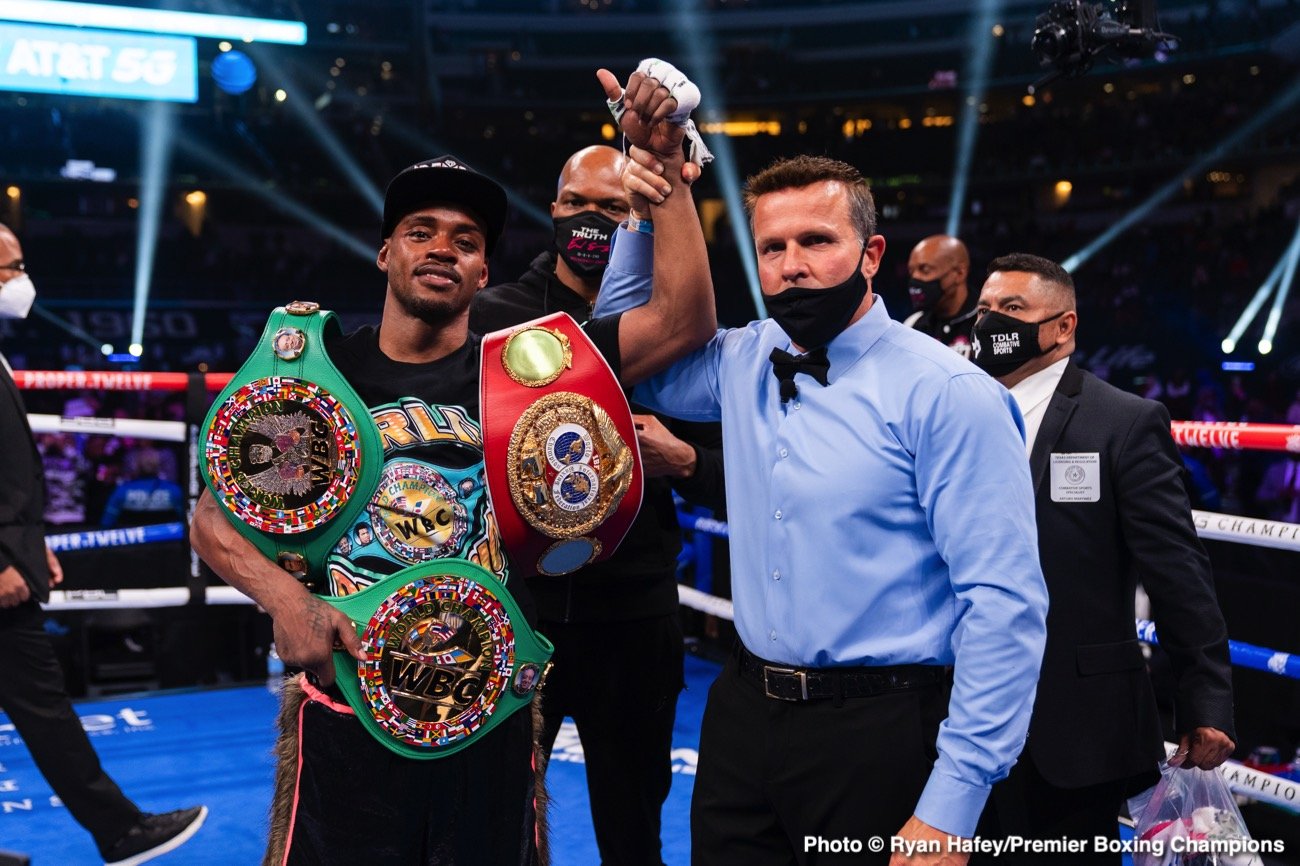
[268,676,545,866]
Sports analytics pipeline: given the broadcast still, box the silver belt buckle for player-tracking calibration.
[762,665,808,701]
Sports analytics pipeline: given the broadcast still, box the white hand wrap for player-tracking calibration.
[606,58,714,166]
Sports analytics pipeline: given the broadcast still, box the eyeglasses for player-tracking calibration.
[0,260,24,273]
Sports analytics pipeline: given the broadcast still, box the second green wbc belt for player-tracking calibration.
[201,301,382,586]
[324,558,553,761]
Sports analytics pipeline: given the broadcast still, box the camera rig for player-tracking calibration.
[1030,0,1177,92]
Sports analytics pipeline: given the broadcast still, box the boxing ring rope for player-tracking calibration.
[1158,743,1300,813]
[42,521,253,609]
[17,370,233,611]
[1192,510,1300,552]
[673,515,1300,811]
[1137,619,1300,679]
[674,509,1300,681]
[672,419,1300,812]
[11,371,1300,807]
[47,521,186,553]
[46,586,253,610]
[27,414,188,442]
[12,370,233,392]
[1170,421,1300,452]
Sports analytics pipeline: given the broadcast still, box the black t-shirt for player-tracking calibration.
[907,291,979,359]
[321,320,621,609]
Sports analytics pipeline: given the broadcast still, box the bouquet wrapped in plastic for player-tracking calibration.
[1133,763,1262,866]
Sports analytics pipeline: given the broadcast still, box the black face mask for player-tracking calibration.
[765,246,869,350]
[908,276,944,312]
[553,212,619,277]
[970,309,1065,377]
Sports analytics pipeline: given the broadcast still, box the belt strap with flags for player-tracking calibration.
[201,301,383,584]
[324,557,553,760]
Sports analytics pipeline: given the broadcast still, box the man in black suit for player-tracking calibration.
[0,222,206,865]
[968,252,1235,864]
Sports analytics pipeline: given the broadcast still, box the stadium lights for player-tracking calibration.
[130,100,175,359]
[1221,251,1286,354]
[1063,73,1300,273]
[0,0,306,44]
[1221,215,1300,355]
[948,0,1005,237]
[697,120,782,137]
[1258,223,1300,355]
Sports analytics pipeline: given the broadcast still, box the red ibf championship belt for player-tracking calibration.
[480,313,643,577]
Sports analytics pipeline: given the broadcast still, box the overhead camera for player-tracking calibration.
[1030,0,1177,92]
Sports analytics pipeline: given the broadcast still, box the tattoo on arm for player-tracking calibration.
[305,596,330,638]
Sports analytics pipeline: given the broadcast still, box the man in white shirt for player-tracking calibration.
[966,253,1235,865]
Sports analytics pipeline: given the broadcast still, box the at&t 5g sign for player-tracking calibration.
[0,22,197,102]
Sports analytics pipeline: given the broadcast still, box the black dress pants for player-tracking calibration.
[970,753,1126,866]
[0,600,139,851]
[536,613,685,866]
[690,653,946,866]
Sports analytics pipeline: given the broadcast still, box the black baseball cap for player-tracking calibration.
[381,155,508,254]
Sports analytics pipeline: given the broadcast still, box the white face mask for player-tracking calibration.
[0,273,36,320]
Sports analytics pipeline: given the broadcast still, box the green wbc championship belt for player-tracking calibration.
[325,558,553,760]
[201,302,383,582]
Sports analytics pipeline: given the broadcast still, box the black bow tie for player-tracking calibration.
[769,346,830,403]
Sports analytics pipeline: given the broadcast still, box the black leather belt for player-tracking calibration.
[736,644,945,702]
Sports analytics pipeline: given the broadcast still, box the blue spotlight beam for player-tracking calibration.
[1260,224,1300,354]
[668,0,764,319]
[173,132,376,262]
[28,304,104,352]
[379,114,552,230]
[0,0,307,44]
[243,44,384,217]
[1223,246,1288,352]
[131,100,175,352]
[948,0,1004,237]
[1063,73,1300,274]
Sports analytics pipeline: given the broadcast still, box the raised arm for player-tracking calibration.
[597,68,716,386]
[190,489,361,685]
[593,143,702,319]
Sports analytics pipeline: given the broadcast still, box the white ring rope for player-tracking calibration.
[43,585,254,610]
[1162,743,1300,813]
[1191,510,1300,553]
[15,376,1296,816]
[677,583,734,621]
[27,413,187,443]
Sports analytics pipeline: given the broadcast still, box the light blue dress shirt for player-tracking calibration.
[597,227,1049,837]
